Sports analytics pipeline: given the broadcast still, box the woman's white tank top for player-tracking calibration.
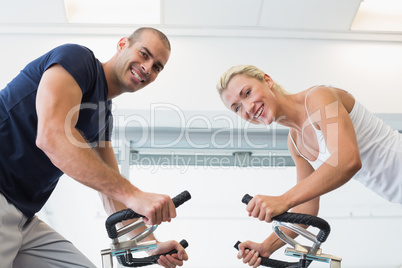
[289,88,402,204]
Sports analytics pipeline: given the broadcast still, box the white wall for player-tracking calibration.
[2,32,402,113]
[2,31,402,267]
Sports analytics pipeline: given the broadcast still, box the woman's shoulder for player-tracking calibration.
[304,85,355,113]
[306,84,337,96]
[305,85,353,97]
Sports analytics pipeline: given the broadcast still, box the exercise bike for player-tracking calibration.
[101,190,191,267]
[235,194,342,268]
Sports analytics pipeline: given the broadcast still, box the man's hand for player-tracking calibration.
[126,190,177,226]
[148,240,189,268]
[237,240,270,268]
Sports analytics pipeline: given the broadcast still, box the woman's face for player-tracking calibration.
[221,74,276,125]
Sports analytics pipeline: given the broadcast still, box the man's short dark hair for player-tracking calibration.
[128,27,171,51]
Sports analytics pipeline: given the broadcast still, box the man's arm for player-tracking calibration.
[93,141,151,237]
[94,130,189,267]
[35,64,175,225]
[93,141,129,216]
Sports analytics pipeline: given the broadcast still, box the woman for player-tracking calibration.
[216,65,402,267]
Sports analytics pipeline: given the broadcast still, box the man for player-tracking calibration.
[0,27,188,267]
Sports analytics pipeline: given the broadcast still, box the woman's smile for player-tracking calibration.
[252,104,264,119]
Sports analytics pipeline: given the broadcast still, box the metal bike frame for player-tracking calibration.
[101,219,158,268]
[272,221,342,268]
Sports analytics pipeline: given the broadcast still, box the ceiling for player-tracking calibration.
[0,0,366,36]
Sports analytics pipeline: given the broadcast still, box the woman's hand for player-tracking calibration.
[246,195,290,222]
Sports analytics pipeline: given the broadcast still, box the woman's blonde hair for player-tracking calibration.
[216,65,287,96]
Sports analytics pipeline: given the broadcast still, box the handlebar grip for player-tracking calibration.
[241,194,331,243]
[106,191,191,239]
[242,193,253,205]
[234,241,302,268]
[172,190,192,209]
[118,239,188,267]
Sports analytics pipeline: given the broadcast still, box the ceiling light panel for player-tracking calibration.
[351,0,402,32]
[64,0,160,24]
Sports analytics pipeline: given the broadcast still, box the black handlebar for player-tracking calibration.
[106,190,192,239]
[105,191,191,267]
[236,194,332,268]
[234,241,302,268]
[118,239,189,267]
[242,194,331,243]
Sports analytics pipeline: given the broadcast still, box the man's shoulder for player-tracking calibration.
[51,43,94,58]
[47,44,99,77]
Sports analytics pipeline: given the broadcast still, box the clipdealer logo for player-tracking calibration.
[130,151,288,174]
[64,101,340,171]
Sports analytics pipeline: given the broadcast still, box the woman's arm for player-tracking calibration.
[238,132,319,267]
[249,87,361,222]
[282,87,362,212]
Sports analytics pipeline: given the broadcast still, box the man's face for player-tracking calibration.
[116,31,170,93]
